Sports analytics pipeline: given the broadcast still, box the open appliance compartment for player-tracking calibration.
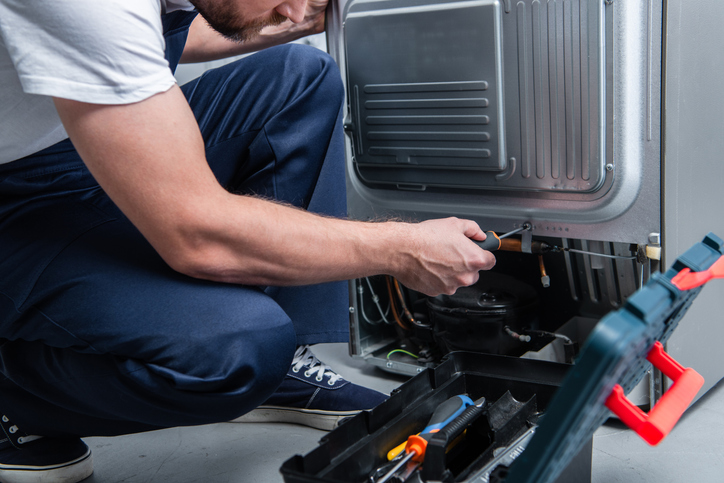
[282,235,722,483]
[327,0,666,404]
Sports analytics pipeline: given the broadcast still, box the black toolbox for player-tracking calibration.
[280,233,723,483]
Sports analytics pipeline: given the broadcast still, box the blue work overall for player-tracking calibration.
[0,11,349,437]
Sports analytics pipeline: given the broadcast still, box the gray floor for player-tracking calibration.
[82,343,724,483]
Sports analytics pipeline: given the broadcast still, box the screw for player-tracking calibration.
[606,164,614,171]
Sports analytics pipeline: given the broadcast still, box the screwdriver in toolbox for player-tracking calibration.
[375,395,474,483]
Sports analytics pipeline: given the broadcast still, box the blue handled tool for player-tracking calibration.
[386,394,474,461]
[376,395,474,483]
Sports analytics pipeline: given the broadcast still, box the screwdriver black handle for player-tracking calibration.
[421,395,474,434]
[385,394,474,462]
[475,231,501,251]
[422,397,487,482]
[434,397,486,443]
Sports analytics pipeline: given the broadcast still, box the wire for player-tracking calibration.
[358,284,385,325]
[504,326,531,342]
[553,333,573,344]
[558,247,638,260]
[386,349,419,360]
[363,277,391,324]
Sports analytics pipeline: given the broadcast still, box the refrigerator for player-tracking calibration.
[327,0,724,406]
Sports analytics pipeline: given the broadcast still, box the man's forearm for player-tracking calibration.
[53,87,495,297]
[172,192,401,285]
[157,189,494,296]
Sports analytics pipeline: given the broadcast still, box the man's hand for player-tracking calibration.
[389,218,496,296]
[296,0,328,36]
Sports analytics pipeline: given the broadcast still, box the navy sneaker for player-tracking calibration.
[0,414,93,483]
[232,345,388,430]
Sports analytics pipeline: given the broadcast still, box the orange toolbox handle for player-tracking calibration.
[605,341,704,446]
[671,254,724,290]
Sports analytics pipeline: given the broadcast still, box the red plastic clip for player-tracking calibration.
[604,341,704,446]
[671,255,724,290]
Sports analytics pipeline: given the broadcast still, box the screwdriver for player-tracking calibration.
[476,231,502,251]
[386,394,475,461]
[376,395,474,483]
[474,223,532,252]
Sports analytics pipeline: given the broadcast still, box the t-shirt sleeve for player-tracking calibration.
[0,0,177,104]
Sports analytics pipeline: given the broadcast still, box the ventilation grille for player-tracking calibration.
[357,80,498,168]
[503,0,605,192]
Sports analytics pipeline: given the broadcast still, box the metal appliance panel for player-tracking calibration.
[329,0,661,245]
[663,0,724,397]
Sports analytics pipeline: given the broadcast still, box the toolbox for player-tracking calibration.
[280,233,723,483]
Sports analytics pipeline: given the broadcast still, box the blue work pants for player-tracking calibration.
[0,13,349,437]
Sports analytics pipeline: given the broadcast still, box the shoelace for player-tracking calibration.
[0,415,42,448]
[291,345,344,385]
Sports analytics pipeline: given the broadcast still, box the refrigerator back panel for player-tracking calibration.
[344,0,604,194]
[330,0,662,244]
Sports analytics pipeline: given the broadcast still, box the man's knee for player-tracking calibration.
[262,44,345,111]
[178,312,297,421]
[289,44,344,92]
[127,299,298,426]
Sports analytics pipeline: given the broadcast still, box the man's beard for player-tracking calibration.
[189,1,288,43]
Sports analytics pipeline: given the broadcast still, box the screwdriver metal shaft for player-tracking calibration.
[499,223,532,239]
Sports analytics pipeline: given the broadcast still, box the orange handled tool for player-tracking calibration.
[474,224,532,252]
[377,395,473,483]
[475,231,502,251]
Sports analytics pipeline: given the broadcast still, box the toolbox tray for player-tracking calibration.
[281,233,723,483]
[280,353,588,483]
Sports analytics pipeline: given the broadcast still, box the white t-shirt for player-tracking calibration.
[0,0,195,164]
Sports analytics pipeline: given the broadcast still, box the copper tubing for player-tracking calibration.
[385,276,409,330]
[497,238,551,254]
[393,278,416,326]
[500,238,522,252]
[538,255,547,277]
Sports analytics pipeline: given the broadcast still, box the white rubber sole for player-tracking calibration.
[0,449,93,483]
[230,406,360,431]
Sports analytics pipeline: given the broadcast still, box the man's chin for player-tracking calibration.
[210,12,288,43]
